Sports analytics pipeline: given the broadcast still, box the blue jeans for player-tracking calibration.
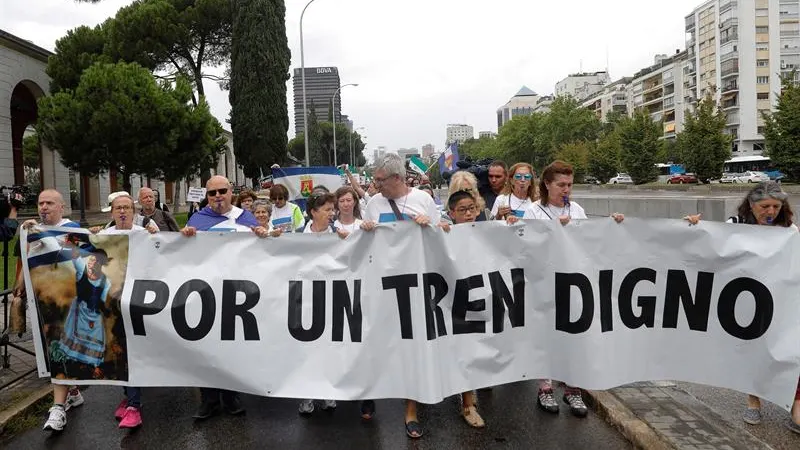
[124,387,141,408]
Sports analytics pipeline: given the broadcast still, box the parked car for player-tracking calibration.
[584,175,601,185]
[737,171,770,183]
[719,173,739,184]
[608,173,633,184]
[667,173,698,184]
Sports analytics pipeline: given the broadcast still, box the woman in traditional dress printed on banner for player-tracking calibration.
[685,181,800,434]
[55,246,112,377]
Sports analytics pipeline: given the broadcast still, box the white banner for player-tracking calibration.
[24,219,800,410]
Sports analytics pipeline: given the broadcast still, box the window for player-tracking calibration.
[753,143,765,152]
[757,59,769,67]
[758,126,766,135]
[757,92,769,100]
[757,76,769,84]
[756,8,768,17]
[756,26,769,34]
[757,44,769,51]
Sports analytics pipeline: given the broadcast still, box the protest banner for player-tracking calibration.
[21,219,800,410]
[186,187,206,203]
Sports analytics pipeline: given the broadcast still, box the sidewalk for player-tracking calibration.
[587,381,800,450]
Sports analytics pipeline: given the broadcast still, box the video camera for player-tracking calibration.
[442,157,495,195]
[0,185,30,219]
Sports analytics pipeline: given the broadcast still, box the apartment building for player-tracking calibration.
[533,95,555,114]
[684,0,784,155]
[582,77,632,122]
[628,51,688,140]
[555,71,611,101]
[446,124,474,144]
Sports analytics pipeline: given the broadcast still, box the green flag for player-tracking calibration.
[409,156,429,175]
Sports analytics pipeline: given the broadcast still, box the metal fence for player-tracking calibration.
[0,239,36,390]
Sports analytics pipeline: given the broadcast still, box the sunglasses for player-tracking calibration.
[514,173,533,181]
[207,188,229,197]
[272,196,285,201]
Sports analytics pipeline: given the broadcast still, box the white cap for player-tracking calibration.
[101,191,134,212]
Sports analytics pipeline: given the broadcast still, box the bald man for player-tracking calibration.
[136,187,179,232]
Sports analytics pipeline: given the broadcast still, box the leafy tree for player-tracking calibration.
[37,62,218,192]
[22,134,41,169]
[657,139,681,164]
[677,92,730,182]
[618,110,660,184]
[460,137,497,160]
[556,141,591,182]
[229,0,290,180]
[544,96,601,157]
[589,130,621,183]
[495,113,544,166]
[106,0,232,101]
[46,24,111,93]
[764,73,800,180]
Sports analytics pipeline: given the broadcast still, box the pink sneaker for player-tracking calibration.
[118,407,142,429]
[114,399,128,420]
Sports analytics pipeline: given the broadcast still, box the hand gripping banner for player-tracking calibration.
[21,219,800,410]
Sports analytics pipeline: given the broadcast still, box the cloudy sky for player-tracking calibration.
[2,0,702,157]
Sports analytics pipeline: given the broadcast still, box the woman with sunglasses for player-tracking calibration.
[490,163,538,220]
[270,184,305,233]
[685,181,800,433]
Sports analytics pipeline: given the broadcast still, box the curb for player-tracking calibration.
[585,389,674,450]
[0,384,51,435]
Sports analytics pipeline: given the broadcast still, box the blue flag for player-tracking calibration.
[438,141,460,175]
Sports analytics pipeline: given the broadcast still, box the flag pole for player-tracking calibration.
[425,158,439,174]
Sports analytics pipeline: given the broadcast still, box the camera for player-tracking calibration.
[442,157,495,195]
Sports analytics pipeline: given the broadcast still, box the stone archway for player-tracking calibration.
[10,80,43,186]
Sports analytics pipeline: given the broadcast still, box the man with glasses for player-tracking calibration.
[180,175,267,420]
[360,153,441,439]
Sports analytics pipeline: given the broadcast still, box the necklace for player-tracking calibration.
[546,201,570,218]
[510,193,528,212]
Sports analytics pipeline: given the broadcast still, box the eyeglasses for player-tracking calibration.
[207,188,229,197]
[113,205,133,212]
[455,205,478,214]
[514,173,533,181]
[271,196,285,201]
[373,174,396,185]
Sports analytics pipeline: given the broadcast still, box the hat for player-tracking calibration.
[101,191,134,212]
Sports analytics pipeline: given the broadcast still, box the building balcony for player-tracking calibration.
[721,66,739,78]
[721,81,739,93]
[642,82,663,95]
[781,30,800,37]
[720,50,738,62]
[719,0,737,14]
[722,101,739,110]
[721,34,739,45]
[726,114,740,125]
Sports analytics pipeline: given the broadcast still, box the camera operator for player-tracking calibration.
[0,187,24,242]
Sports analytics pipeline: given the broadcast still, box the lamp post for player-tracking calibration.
[300,0,318,167]
[331,83,358,167]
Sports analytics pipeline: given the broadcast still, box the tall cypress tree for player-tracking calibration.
[229,0,291,182]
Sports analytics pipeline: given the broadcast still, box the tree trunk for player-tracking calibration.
[121,171,132,194]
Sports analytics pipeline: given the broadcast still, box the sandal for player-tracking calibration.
[360,400,375,420]
[462,405,485,428]
[405,420,423,439]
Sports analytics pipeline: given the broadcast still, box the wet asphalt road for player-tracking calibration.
[4,382,629,450]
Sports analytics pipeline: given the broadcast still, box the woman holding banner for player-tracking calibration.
[490,163,538,221]
[685,181,800,433]
[270,184,305,233]
[509,161,623,418]
[333,186,362,236]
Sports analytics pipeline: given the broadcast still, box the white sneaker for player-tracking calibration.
[42,406,67,432]
[321,400,337,410]
[64,389,84,411]
[298,399,315,415]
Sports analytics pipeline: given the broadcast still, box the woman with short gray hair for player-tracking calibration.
[685,181,799,433]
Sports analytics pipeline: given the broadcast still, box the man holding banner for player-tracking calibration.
[181,176,268,420]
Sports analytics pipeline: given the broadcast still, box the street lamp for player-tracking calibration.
[331,83,358,167]
[300,0,318,167]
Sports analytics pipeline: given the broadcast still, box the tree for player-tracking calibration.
[495,113,544,166]
[677,92,731,182]
[618,110,660,184]
[22,134,41,169]
[106,0,232,101]
[228,0,291,180]
[460,137,497,160]
[764,73,800,180]
[37,62,216,192]
[46,24,111,93]
[556,141,591,182]
[589,130,621,183]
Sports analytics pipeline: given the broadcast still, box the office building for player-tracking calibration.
[533,95,555,114]
[496,86,540,128]
[555,71,611,101]
[373,146,387,163]
[422,144,434,158]
[293,66,341,134]
[628,51,688,140]
[398,148,421,161]
[684,0,784,155]
[582,77,631,122]
[479,131,497,139]
[446,124,474,144]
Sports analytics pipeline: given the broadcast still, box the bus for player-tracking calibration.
[722,156,784,181]
[656,163,686,182]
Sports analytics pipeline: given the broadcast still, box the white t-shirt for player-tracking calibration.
[272,202,304,232]
[208,206,253,232]
[334,218,363,233]
[490,194,539,219]
[364,189,441,225]
[100,224,146,234]
[303,220,334,233]
[529,200,587,221]
[725,217,800,232]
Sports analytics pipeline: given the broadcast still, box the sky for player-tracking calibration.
[1,0,703,159]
